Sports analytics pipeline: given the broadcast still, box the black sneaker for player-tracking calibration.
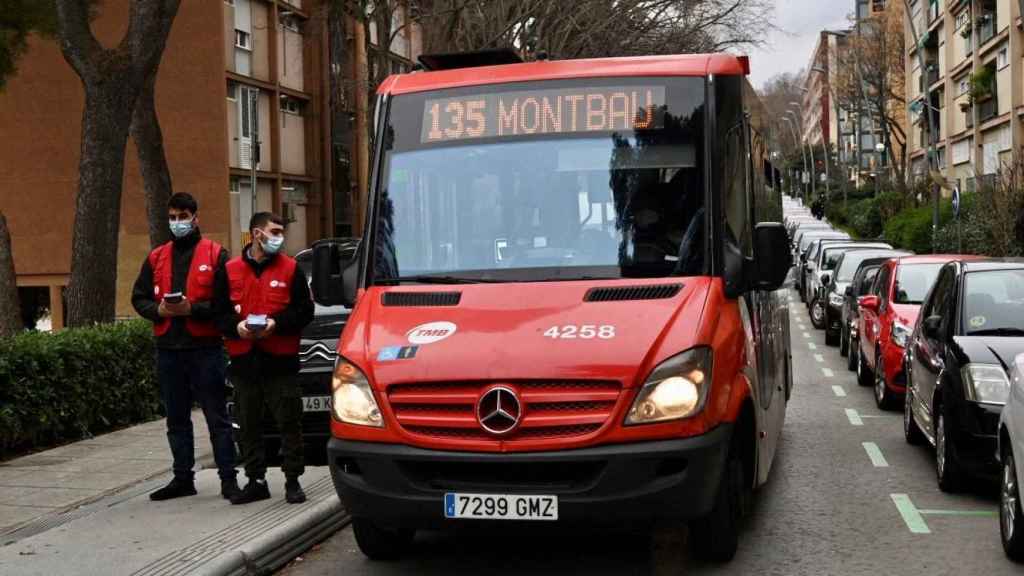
[149,478,197,501]
[221,478,241,500]
[230,478,270,505]
[285,477,306,504]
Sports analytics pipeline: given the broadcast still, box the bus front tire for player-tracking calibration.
[689,448,743,562]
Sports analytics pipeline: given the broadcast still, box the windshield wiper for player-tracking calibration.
[380,275,503,285]
[967,327,1024,337]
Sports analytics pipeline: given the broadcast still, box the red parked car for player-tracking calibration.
[855,255,978,409]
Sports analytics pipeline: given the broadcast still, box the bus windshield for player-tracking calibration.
[372,77,706,283]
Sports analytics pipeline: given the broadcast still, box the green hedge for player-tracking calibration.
[883,198,957,254]
[0,320,159,456]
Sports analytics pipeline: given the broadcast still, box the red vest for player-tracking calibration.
[148,238,222,338]
[224,253,300,357]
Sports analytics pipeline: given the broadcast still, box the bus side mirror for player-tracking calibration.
[753,223,790,291]
[312,238,360,307]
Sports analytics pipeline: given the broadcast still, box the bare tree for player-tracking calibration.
[131,68,173,249]
[416,0,776,60]
[831,3,907,191]
[55,0,181,326]
[0,212,21,338]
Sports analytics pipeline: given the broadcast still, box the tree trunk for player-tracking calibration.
[0,211,21,338]
[65,82,137,327]
[131,68,173,249]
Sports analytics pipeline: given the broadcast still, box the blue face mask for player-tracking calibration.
[169,218,194,239]
[261,234,285,255]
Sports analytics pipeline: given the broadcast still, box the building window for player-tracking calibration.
[955,9,969,31]
[280,96,305,115]
[235,29,251,50]
[227,80,237,101]
[997,46,1008,69]
[281,16,302,33]
[956,76,970,95]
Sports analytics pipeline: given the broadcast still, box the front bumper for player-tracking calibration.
[328,424,733,528]
[825,301,843,334]
[953,403,1002,478]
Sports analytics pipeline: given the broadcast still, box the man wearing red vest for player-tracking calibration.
[214,212,313,505]
[131,193,239,501]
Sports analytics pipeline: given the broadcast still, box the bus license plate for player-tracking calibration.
[444,493,558,521]
[302,396,332,412]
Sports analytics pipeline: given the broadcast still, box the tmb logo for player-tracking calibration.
[406,321,457,344]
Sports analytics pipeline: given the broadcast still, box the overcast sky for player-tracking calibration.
[745,0,855,90]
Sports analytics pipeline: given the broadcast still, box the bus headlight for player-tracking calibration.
[626,348,712,425]
[332,357,383,427]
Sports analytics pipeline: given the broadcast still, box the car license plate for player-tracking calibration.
[302,396,332,412]
[444,493,558,521]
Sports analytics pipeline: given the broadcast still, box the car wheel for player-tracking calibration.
[810,298,826,329]
[689,444,744,562]
[904,382,925,445]
[840,326,849,357]
[874,354,897,410]
[856,345,872,386]
[825,326,839,347]
[1001,448,1024,562]
[935,409,965,493]
[352,517,415,561]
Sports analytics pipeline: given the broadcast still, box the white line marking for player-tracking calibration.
[831,384,845,396]
[863,442,889,467]
[845,408,863,426]
[807,342,817,350]
[803,332,811,339]
[823,368,835,378]
[814,354,824,363]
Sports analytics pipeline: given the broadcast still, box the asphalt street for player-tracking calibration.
[278,286,1018,575]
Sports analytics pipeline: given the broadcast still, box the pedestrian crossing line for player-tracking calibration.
[891,494,931,534]
[863,442,889,467]
[814,353,824,363]
[823,368,835,378]
[831,384,845,397]
[807,342,817,350]
[845,408,863,426]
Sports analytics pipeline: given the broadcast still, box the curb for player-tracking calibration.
[202,499,348,576]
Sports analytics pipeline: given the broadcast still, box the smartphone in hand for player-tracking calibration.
[163,292,184,304]
[245,314,268,333]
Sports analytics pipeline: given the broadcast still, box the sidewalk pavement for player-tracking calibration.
[0,410,211,535]
[0,411,347,575]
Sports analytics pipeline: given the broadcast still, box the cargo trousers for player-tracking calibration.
[232,368,305,480]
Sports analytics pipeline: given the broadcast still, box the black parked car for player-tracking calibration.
[904,259,1024,492]
[227,239,358,466]
[822,249,910,350]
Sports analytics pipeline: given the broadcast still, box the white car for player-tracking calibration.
[999,352,1024,561]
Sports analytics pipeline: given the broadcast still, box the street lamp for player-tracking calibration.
[782,116,809,201]
[874,141,886,192]
[788,106,815,199]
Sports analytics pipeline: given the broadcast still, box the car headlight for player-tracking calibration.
[331,357,383,427]
[891,321,912,348]
[962,363,1011,405]
[626,348,712,425]
[829,292,845,307]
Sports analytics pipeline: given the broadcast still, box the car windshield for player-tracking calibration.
[373,78,707,282]
[962,269,1024,335]
[892,263,944,304]
[837,253,887,282]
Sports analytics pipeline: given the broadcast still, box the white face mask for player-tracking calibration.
[169,218,194,238]
[260,233,285,255]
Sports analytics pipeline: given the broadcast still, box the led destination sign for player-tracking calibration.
[421,86,666,143]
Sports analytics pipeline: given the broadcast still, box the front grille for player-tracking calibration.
[387,380,622,442]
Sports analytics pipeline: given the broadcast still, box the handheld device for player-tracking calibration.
[245,314,268,332]
[163,292,184,304]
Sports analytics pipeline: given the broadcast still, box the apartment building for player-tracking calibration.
[0,0,422,323]
[905,0,1023,193]
[801,30,848,184]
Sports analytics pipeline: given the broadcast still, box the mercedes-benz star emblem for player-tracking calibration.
[476,386,522,435]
